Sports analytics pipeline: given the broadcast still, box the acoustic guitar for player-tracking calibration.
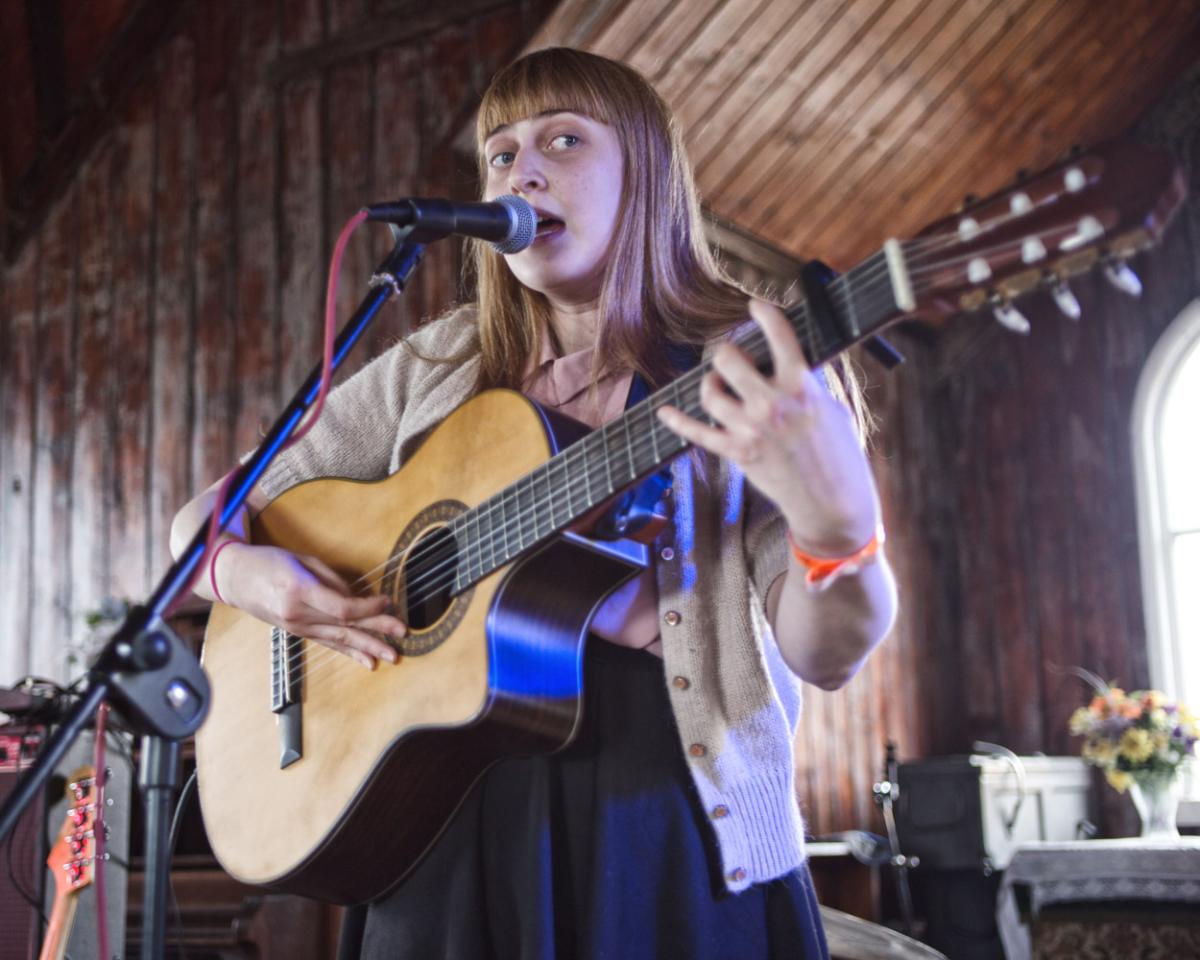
[196,141,1184,904]
[39,766,98,960]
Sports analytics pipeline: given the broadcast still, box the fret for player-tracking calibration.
[540,459,555,537]
[602,429,615,496]
[632,404,653,475]
[648,400,661,464]
[483,501,498,573]
[551,455,570,528]
[498,487,512,564]
[563,445,578,521]
[621,415,636,481]
[575,442,592,513]
[515,475,535,552]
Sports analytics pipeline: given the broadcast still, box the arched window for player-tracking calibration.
[1133,298,1200,743]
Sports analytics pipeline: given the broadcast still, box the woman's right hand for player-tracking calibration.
[212,541,406,670]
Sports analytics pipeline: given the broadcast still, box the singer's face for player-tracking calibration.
[482,111,624,306]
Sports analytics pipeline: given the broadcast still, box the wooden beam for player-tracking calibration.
[266,0,519,87]
[703,209,804,284]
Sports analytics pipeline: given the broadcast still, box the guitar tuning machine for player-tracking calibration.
[989,294,1031,335]
[1104,258,1143,297]
[1045,275,1081,320]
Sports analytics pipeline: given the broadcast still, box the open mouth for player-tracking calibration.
[535,216,565,237]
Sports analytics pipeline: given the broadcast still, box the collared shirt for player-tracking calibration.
[521,332,662,656]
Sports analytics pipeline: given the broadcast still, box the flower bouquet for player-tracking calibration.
[1070,683,1199,837]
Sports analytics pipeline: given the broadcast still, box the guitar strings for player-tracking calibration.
[269,222,1077,684]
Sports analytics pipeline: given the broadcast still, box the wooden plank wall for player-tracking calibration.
[860,68,1200,835]
[0,0,553,680]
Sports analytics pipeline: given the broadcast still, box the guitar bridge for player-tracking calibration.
[271,627,303,769]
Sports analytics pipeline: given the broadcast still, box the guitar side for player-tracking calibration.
[195,389,642,904]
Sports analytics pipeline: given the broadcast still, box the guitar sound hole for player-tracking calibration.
[403,526,456,631]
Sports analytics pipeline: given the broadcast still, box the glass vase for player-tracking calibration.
[1128,772,1182,839]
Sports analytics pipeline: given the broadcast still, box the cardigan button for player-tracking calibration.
[729,868,747,882]
[660,547,675,561]
[711,804,729,819]
[672,675,690,690]
[664,610,681,626]
[688,743,706,758]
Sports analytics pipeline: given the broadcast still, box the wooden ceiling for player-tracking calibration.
[2,0,1198,269]
[527,0,1200,269]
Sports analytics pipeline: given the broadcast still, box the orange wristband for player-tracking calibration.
[788,524,885,592]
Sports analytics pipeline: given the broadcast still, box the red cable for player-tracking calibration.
[91,702,109,960]
[167,209,369,615]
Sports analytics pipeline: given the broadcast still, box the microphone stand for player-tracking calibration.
[873,741,918,937]
[0,226,427,960]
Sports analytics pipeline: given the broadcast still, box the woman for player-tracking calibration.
[172,47,896,959]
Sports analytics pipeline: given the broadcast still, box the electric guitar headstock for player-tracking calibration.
[40,766,98,960]
[895,140,1187,333]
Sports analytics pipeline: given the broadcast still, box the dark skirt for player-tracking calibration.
[349,639,829,960]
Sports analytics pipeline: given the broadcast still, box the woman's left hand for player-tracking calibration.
[656,298,880,556]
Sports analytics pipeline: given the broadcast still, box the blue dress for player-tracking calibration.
[346,638,829,960]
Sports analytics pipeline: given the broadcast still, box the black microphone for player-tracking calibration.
[363,194,537,253]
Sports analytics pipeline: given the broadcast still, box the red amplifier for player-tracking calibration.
[0,725,45,960]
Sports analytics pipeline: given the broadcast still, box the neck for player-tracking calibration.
[545,296,600,356]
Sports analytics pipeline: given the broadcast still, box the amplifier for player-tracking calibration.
[897,754,1092,873]
[0,728,44,960]
[0,724,132,960]
[895,754,1093,960]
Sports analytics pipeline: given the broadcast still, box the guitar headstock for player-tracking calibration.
[46,765,98,897]
[901,140,1187,332]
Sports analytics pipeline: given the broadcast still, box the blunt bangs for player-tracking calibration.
[475,49,633,161]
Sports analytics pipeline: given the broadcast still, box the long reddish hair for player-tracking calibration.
[468,47,868,433]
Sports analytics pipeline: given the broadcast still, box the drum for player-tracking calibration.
[820,906,949,960]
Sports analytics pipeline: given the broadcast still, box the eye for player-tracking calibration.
[548,134,580,151]
[488,150,516,168]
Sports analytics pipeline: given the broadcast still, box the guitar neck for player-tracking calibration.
[449,248,903,590]
[39,893,80,960]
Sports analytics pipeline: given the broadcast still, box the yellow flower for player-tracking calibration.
[1119,728,1155,764]
[1149,708,1168,730]
[1069,707,1093,735]
[1083,740,1116,765]
[1106,769,1132,792]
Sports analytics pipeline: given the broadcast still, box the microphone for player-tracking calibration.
[363,194,537,254]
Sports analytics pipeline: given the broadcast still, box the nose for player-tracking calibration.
[508,151,547,195]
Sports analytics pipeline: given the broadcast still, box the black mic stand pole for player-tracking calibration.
[0,227,427,960]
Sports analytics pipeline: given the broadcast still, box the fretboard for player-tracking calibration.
[449,247,899,592]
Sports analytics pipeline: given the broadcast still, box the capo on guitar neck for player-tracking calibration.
[800,259,904,372]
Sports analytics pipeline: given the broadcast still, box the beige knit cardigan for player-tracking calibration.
[258,306,805,893]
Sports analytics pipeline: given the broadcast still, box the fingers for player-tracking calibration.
[278,553,408,669]
[748,298,810,393]
[656,402,757,462]
[303,621,399,670]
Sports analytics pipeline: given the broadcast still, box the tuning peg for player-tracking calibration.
[1104,259,1142,297]
[1050,278,1081,320]
[992,298,1031,334]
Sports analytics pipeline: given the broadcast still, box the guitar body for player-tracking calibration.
[195,390,644,904]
